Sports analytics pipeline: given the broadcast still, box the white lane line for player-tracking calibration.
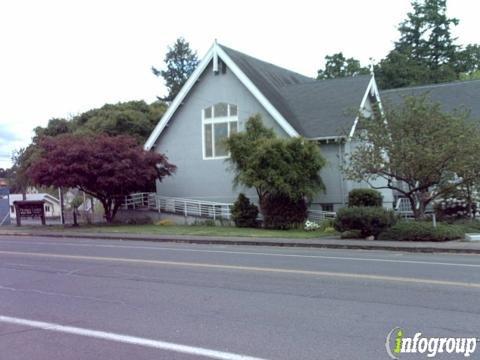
[0,315,267,360]
[0,239,479,268]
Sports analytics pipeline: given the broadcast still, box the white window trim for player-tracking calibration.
[202,104,239,160]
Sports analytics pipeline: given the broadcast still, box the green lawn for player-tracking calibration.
[15,223,336,239]
[84,224,336,239]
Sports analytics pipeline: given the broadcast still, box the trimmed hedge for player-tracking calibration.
[231,194,259,228]
[334,206,396,238]
[348,189,383,207]
[378,221,464,242]
[262,193,307,230]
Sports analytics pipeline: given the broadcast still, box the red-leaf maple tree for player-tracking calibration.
[28,134,176,223]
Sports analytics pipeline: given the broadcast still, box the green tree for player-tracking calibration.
[33,118,71,143]
[396,0,458,68]
[455,44,480,78]
[0,168,8,178]
[10,100,166,193]
[317,52,370,80]
[71,100,165,142]
[31,101,165,145]
[152,37,199,101]
[343,95,480,219]
[376,0,461,88]
[225,115,326,210]
[374,50,452,89]
[8,146,40,194]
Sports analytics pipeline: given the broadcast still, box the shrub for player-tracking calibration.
[348,189,383,207]
[334,206,396,238]
[262,193,307,230]
[230,194,259,228]
[340,229,363,239]
[378,221,464,241]
[434,199,477,221]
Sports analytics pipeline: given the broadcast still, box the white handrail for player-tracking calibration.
[123,193,232,220]
[307,209,336,222]
[124,193,337,222]
[395,197,434,217]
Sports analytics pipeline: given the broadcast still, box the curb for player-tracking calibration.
[1,231,480,255]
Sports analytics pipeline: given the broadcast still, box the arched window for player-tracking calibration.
[202,103,238,159]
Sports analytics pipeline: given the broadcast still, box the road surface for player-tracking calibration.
[0,235,479,359]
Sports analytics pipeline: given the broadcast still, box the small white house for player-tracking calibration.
[9,193,61,219]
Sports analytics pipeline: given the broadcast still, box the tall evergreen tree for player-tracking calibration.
[376,0,460,89]
[152,37,199,101]
[397,0,458,68]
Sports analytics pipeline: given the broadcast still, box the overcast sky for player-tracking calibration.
[0,0,478,168]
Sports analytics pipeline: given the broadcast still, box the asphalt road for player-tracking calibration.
[0,235,479,359]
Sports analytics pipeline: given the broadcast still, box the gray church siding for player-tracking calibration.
[151,58,385,210]
[310,142,347,212]
[153,60,288,204]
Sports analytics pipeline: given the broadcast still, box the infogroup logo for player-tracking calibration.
[385,327,478,359]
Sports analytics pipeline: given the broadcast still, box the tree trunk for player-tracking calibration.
[111,199,122,223]
[100,199,113,223]
[413,203,427,220]
[406,195,426,220]
[256,188,268,216]
[413,190,430,220]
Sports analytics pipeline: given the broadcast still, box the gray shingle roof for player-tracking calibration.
[220,45,371,138]
[380,80,480,120]
[279,75,372,137]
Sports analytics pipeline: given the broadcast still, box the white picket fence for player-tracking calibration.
[123,193,336,222]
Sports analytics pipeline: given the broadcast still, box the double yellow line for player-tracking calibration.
[1,250,479,289]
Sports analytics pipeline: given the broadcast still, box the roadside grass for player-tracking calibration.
[7,224,337,239]
[83,224,336,239]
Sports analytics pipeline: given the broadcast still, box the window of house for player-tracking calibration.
[45,205,51,212]
[10,205,14,213]
[202,103,238,159]
[321,203,334,212]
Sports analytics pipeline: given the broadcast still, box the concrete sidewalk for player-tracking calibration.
[1,228,480,254]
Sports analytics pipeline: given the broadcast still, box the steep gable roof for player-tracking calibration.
[380,80,480,120]
[220,45,373,138]
[145,42,374,150]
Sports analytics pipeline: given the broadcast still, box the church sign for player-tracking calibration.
[13,200,46,226]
